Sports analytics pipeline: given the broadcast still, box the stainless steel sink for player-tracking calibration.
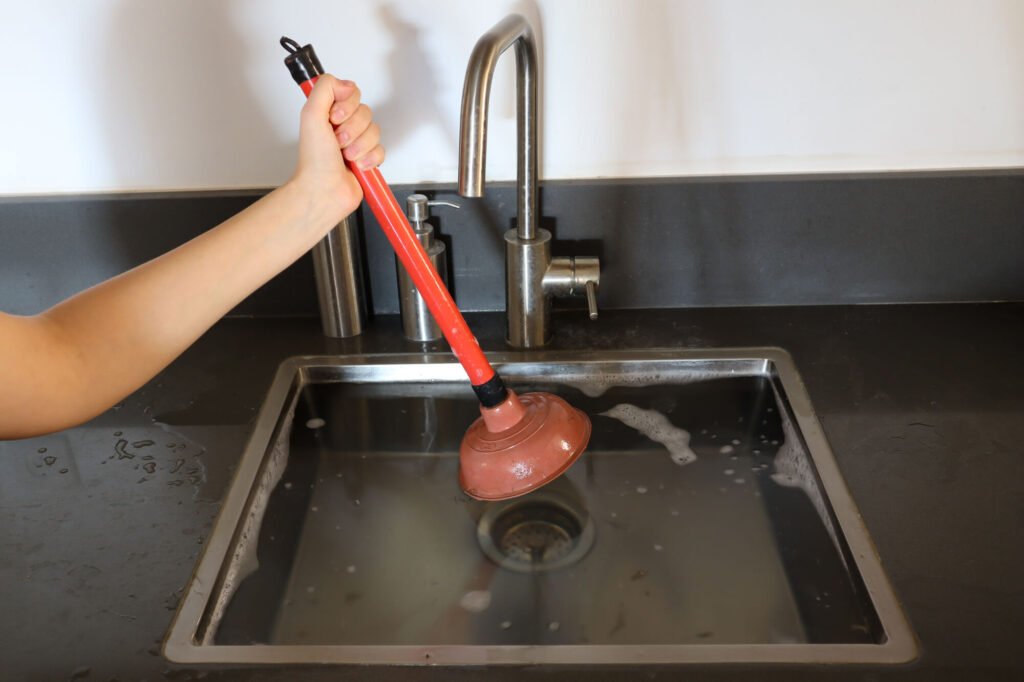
[164,348,916,665]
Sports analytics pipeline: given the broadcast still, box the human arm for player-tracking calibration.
[0,75,383,439]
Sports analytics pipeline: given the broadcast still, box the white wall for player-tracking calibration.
[1,0,1022,195]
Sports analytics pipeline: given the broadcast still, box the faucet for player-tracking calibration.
[458,14,600,348]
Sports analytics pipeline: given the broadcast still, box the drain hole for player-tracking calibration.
[478,496,595,573]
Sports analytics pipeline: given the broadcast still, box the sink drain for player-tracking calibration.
[477,492,595,573]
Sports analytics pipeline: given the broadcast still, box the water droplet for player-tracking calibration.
[37,447,47,454]
[284,482,293,490]
[143,462,157,474]
[548,621,560,631]
[724,469,735,476]
[459,590,492,613]
[635,486,648,494]
[500,620,512,629]
[346,565,356,574]
[306,418,326,429]
[306,585,316,594]
[311,506,319,512]
[731,439,741,445]
[59,468,68,474]
[114,431,122,437]
[43,455,56,466]
[654,544,663,552]
[115,439,135,459]
[718,445,734,455]
[670,509,679,517]
[734,478,746,485]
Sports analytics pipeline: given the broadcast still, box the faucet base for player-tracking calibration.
[505,227,551,348]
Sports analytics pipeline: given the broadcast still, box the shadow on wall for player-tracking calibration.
[372,3,458,155]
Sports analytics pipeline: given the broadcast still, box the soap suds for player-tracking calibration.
[600,404,696,466]
[769,393,845,565]
[203,405,294,643]
[564,369,722,398]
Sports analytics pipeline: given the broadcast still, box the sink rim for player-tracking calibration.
[163,347,918,665]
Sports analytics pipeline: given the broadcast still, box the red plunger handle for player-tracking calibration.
[295,75,498,389]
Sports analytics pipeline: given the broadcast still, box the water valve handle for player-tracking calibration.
[585,280,599,320]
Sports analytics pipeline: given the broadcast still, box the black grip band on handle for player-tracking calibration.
[281,36,324,84]
[472,374,509,408]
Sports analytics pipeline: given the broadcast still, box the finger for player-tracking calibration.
[355,143,386,170]
[343,122,381,164]
[336,104,373,149]
[329,83,361,126]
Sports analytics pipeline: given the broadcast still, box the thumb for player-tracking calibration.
[301,74,337,123]
[301,74,356,124]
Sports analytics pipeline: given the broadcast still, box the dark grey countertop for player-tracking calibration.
[2,304,1021,682]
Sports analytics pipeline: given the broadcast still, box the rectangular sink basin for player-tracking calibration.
[164,348,916,665]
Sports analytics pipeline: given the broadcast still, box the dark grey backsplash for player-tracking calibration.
[3,171,1023,317]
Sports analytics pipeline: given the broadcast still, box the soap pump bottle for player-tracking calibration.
[397,194,458,341]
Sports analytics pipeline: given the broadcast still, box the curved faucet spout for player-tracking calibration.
[458,13,538,241]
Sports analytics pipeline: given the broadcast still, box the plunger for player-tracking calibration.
[281,37,591,500]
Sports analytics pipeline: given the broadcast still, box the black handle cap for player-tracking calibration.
[281,36,323,85]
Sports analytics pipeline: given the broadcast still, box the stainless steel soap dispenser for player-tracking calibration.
[397,194,458,342]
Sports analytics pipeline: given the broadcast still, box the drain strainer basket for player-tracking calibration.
[477,491,595,572]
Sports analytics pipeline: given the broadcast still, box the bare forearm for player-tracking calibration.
[12,180,335,436]
[1,75,382,440]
